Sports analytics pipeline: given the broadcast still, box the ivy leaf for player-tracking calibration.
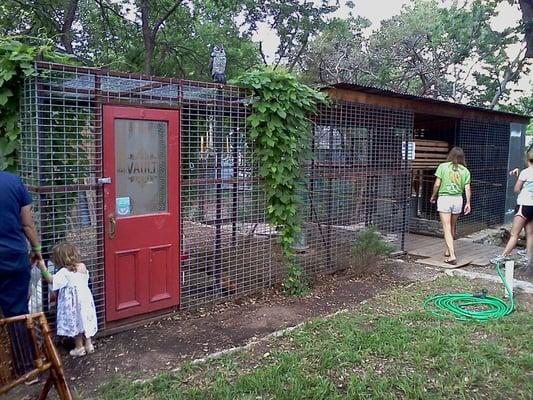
[0,87,13,106]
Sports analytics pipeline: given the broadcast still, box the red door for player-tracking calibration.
[103,105,180,322]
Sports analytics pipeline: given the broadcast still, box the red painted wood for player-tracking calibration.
[103,105,180,322]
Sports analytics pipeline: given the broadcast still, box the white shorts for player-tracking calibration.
[437,195,463,214]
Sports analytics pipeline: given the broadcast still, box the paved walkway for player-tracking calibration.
[406,233,502,268]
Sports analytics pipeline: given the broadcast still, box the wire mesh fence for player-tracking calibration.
[410,116,510,236]
[20,62,514,332]
[20,62,275,328]
[299,102,413,276]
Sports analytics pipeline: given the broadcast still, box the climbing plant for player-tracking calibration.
[0,37,73,171]
[235,67,328,295]
[1,37,84,256]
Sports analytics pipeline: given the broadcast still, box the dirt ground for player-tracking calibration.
[7,259,422,399]
[6,257,528,400]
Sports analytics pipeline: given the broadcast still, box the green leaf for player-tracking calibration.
[0,87,13,106]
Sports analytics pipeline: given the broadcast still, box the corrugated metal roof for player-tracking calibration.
[323,82,531,121]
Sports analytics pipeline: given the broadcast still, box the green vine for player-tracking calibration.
[1,37,83,255]
[235,67,328,296]
[0,37,73,171]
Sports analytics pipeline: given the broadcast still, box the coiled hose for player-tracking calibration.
[423,262,514,321]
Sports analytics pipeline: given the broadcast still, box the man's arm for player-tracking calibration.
[430,178,441,203]
[20,205,42,263]
[464,183,471,215]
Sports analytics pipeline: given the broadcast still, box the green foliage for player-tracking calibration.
[352,226,394,274]
[0,38,40,171]
[0,37,82,252]
[235,67,327,295]
[1,0,338,78]
[282,262,309,297]
[299,0,530,108]
[0,37,73,171]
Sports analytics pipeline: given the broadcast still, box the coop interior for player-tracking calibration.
[410,113,457,236]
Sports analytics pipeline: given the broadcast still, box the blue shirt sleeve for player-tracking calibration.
[17,178,32,208]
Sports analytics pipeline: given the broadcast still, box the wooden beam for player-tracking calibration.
[323,87,530,124]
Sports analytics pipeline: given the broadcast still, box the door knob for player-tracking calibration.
[108,213,116,239]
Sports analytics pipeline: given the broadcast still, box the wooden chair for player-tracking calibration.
[0,312,72,400]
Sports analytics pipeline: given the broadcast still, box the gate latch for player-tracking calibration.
[97,177,112,185]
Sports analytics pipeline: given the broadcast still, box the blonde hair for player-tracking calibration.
[527,149,533,164]
[447,146,466,168]
[51,242,81,272]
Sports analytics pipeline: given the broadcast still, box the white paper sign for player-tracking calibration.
[402,141,416,160]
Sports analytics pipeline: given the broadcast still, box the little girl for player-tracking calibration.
[37,242,98,357]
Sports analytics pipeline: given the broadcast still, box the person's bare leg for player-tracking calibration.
[451,213,459,239]
[74,334,83,350]
[440,212,455,261]
[526,220,533,261]
[445,213,459,257]
[84,336,95,353]
[522,220,533,273]
[502,216,527,256]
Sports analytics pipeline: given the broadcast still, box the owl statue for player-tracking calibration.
[209,44,226,84]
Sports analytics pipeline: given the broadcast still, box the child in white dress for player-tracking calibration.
[37,242,98,357]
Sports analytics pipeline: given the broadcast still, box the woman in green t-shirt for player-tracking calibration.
[430,147,472,265]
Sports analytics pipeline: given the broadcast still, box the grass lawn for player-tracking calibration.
[99,276,533,399]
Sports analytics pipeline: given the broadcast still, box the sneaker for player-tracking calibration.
[85,343,95,354]
[69,347,86,357]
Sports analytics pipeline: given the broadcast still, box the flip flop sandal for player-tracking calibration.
[444,258,457,265]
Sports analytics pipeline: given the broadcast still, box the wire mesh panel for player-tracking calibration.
[409,116,510,236]
[457,119,510,233]
[179,81,273,309]
[20,67,105,329]
[298,102,413,276]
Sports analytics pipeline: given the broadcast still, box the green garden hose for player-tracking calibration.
[423,263,514,321]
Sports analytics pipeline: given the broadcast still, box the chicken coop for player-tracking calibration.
[323,84,529,237]
[18,63,527,332]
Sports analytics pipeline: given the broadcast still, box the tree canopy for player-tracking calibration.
[298,0,532,110]
[0,0,531,110]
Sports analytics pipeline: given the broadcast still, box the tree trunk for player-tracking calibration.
[143,37,155,75]
[60,0,79,54]
[140,0,182,75]
[519,0,533,58]
[140,0,154,75]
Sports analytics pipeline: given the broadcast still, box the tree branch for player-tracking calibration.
[153,0,184,36]
[258,41,269,65]
[489,46,527,108]
[288,33,309,72]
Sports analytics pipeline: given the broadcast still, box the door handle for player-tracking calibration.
[108,213,116,239]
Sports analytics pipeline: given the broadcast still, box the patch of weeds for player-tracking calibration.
[282,262,309,296]
[352,226,394,275]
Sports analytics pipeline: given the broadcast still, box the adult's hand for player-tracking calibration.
[509,168,519,177]
[30,250,43,264]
